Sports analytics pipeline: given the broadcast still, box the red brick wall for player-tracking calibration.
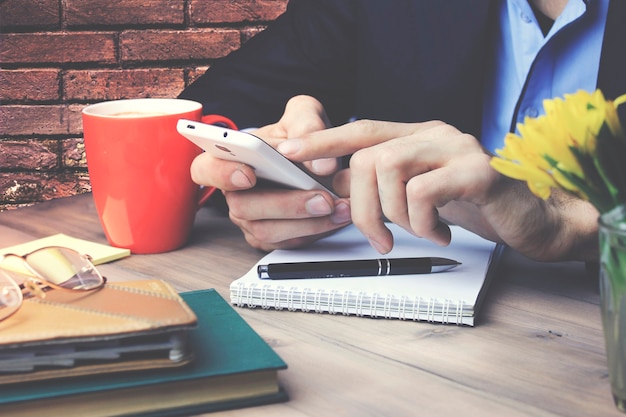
[0,0,288,211]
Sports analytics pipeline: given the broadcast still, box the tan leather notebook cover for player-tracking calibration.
[0,280,197,384]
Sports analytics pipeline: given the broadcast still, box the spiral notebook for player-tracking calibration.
[230,223,501,326]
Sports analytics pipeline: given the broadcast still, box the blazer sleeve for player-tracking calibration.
[178,0,359,128]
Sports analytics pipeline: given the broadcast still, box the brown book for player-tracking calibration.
[0,280,197,384]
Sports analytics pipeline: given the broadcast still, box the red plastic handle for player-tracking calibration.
[196,115,238,207]
[201,114,238,130]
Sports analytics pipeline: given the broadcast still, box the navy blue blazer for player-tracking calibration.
[180,0,626,138]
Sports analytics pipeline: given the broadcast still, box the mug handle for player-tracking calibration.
[196,114,239,208]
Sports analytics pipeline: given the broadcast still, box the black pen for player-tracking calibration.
[257,257,461,280]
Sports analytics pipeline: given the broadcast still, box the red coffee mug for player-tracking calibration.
[82,98,236,254]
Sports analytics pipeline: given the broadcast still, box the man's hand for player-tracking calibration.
[277,119,599,261]
[189,95,351,251]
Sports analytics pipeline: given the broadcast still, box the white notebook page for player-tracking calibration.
[230,223,498,325]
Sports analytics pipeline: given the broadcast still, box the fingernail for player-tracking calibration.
[305,194,332,216]
[311,158,336,175]
[231,168,253,188]
[277,139,302,155]
[330,202,351,224]
[368,237,389,254]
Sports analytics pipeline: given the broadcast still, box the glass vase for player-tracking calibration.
[599,204,626,412]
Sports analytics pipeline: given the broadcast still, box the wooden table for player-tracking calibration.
[0,193,621,417]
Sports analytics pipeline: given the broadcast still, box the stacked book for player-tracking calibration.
[0,235,287,416]
[0,281,287,416]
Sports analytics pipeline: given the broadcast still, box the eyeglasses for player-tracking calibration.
[0,246,107,322]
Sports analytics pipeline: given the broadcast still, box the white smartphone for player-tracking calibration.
[177,119,338,198]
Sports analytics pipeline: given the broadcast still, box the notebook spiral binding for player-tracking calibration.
[231,282,469,325]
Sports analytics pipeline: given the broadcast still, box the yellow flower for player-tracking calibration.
[490,89,626,214]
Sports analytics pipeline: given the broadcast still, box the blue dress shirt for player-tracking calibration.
[481,0,609,153]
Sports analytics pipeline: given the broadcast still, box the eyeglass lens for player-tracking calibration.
[24,247,104,290]
[0,269,23,321]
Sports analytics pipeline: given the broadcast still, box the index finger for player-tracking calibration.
[277,119,443,162]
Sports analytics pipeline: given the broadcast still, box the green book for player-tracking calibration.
[0,289,288,417]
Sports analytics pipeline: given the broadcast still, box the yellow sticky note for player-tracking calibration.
[0,234,130,265]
